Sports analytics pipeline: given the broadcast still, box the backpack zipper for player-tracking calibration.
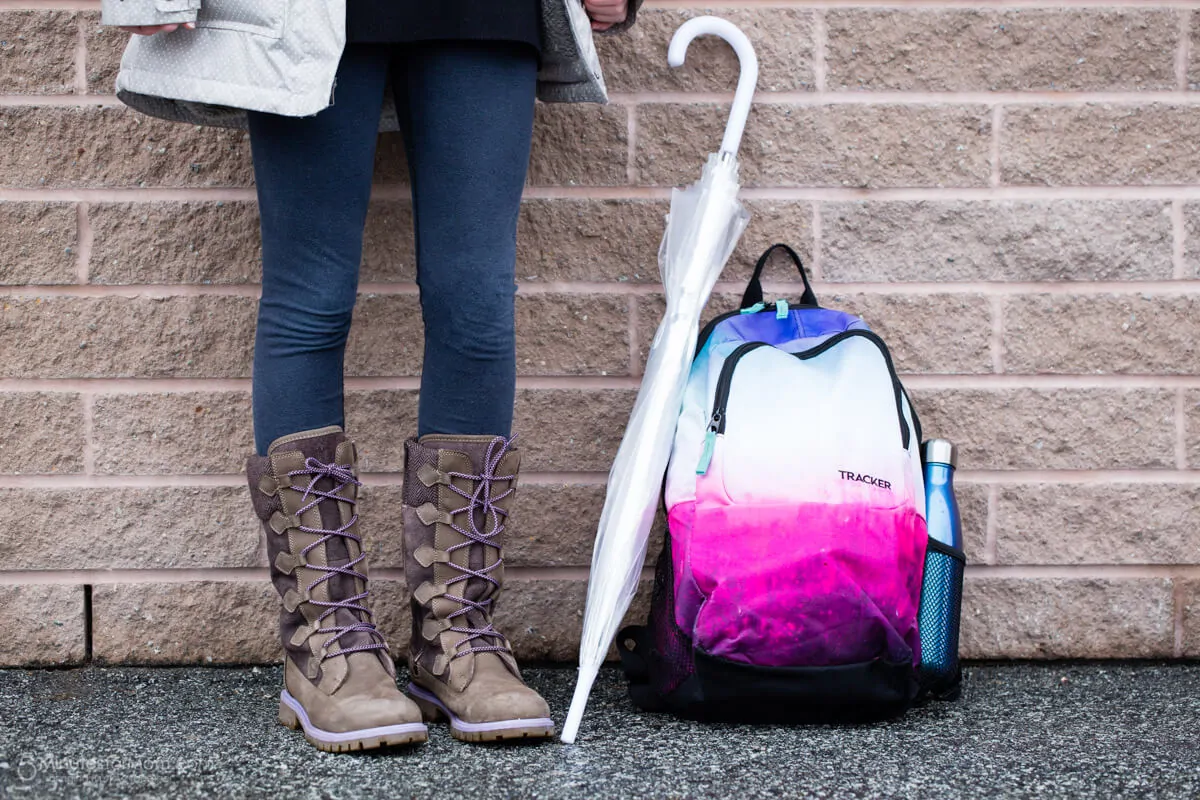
[696,331,914,475]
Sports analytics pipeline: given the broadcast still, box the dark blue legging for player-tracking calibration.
[247,41,536,454]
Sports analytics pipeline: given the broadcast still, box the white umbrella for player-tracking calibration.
[561,16,759,744]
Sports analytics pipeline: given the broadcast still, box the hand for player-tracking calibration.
[119,21,196,34]
[584,0,627,31]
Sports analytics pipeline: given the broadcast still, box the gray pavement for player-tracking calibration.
[0,662,1197,799]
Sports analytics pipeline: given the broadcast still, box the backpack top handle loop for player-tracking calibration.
[740,243,819,310]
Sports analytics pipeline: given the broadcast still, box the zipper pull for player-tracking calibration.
[696,413,721,475]
[775,298,789,319]
[739,302,765,315]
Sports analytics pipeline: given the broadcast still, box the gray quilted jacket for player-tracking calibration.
[99,0,639,131]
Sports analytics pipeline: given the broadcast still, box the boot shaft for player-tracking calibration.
[402,434,522,689]
[246,426,391,688]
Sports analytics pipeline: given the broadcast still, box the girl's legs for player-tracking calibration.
[247,43,392,454]
[391,40,537,438]
[391,41,554,741]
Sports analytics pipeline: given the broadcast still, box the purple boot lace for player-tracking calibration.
[440,436,518,661]
[286,457,388,661]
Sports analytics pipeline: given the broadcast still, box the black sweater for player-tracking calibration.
[345,0,542,54]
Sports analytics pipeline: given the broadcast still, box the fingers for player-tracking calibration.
[591,20,614,31]
[118,22,194,35]
[584,0,627,24]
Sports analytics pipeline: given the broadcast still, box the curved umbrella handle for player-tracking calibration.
[667,16,759,158]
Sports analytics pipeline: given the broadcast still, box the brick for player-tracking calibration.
[733,200,816,278]
[596,8,814,93]
[827,10,1176,92]
[637,104,992,188]
[515,294,629,376]
[88,202,262,285]
[1001,105,1200,186]
[346,293,630,377]
[361,200,415,283]
[343,390,419,472]
[515,199,813,284]
[914,389,1175,470]
[822,201,1174,283]
[637,291,991,374]
[1003,295,1200,375]
[343,294,424,376]
[0,11,79,95]
[514,389,636,472]
[957,482,989,565]
[0,585,85,666]
[529,104,628,187]
[372,131,409,185]
[346,388,634,474]
[0,201,78,284]
[92,392,253,474]
[517,199,666,283]
[1183,580,1199,657]
[364,482,664,568]
[82,11,124,95]
[1179,202,1200,280]
[0,296,256,378]
[0,487,258,569]
[0,392,85,474]
[826,292,993,374]
[1184,390,1200,468]
[959,577,1174,658]
[92,576,648,664]
[0,106,253,188]
[995,484,1200,565]
[91,580,280,664]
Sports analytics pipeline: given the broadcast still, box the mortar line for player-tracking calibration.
[812,9,827,93]
[626,105,639,185]
[608,89,1200,106]
[628,295,642,377]
[0,471,612,489]
[74,201,92,284]
[810,202,823,280]
[983,484,999,565]
[80,393,95,475]
[1179,9,1193,92]
[12,278,1200,300]
[2,563,1197,586]
[73,13,88,94]
[990,295,1005,374]
[1173,199,1188,279]
[18,186,1200,203]
[1173,579,1186,657]
[10,372,1200,394]
[989,106,1004,188]
[1178,388,1189,469]
[13,1,1200,9]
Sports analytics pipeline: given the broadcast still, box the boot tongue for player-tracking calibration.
[271,430,377,654]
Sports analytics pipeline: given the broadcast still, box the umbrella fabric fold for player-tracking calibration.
[561,152,750,743]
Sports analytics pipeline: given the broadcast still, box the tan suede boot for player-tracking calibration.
[247,425,427,752]
[401,433,554,742]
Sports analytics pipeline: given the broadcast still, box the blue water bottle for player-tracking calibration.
[917,439,966,698]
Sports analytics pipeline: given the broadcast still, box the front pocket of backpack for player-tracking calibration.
[195,0,288,38]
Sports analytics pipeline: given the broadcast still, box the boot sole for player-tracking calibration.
[279,690,428,753]
[407,684,556,743]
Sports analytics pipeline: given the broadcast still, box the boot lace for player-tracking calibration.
[441,436,517,660]
[287,457,388,661]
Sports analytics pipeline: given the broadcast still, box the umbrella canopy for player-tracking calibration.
[561,16,759,744]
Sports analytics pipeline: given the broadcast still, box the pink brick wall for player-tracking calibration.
[2,0,1198,666]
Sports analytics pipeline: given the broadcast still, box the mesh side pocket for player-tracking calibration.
[648,533,696,698]
[917,538,965,697]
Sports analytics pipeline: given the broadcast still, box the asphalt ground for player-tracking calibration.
[1,662,1197,799]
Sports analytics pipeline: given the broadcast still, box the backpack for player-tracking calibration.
[618,244,933,722]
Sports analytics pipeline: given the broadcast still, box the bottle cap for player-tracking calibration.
[923,439,957,468]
